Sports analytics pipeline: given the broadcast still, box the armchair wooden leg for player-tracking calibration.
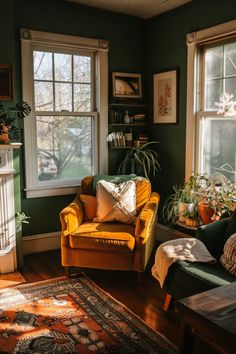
[65,266,70,278]
[163,293,173,311]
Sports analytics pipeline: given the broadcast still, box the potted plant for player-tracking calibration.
[0,101,31,143]
[16,211,31,232]
[196,173,236,224]
[185,203,200,227]
[162,180,196,224]
[117,141,161,180]
[163,172,236,226]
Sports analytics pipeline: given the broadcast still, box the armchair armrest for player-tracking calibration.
[134,192,160,272]
[135,192,160,240]
[60,195,84,237]
[196,218,229,258]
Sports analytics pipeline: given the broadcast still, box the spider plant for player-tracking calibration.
[118,141,160,179]
[16,211,31,232]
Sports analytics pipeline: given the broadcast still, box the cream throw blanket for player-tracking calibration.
[151,238,216,288]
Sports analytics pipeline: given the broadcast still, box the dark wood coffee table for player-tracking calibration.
[175,283,236,354]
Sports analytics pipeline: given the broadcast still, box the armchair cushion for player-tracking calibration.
[94,180,136,223]
[69,222,135,252]
[79,194,97,221]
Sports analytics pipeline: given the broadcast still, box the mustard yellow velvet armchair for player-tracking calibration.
[60,175,160,277]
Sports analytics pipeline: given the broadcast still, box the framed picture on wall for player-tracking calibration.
[0,64,13,101]
[112,72,142,99]
[153,68,178,124]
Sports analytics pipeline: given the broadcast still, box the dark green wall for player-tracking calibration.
[2,0,236,235]
[146,0,236,219]
[6,0,146,236]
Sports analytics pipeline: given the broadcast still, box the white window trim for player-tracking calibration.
[185,19,236,180]
[21,29,108,198]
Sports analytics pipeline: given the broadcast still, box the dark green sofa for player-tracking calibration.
[163,214,236,307]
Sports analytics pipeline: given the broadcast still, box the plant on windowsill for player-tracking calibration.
[196,173,236,224]
[117,141,161,180]
[162,175,198,225]
[162,172,236,226]
[0,101,31,143]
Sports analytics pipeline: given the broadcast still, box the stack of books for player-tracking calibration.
[136,134,149,147]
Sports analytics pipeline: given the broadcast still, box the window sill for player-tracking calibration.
[25,185,81,198]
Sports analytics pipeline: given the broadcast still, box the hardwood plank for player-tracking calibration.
[20,249,180,346]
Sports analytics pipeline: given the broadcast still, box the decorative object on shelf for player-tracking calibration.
[0,64,13,101]
[107,131,126,147]
[118,141,160,180]
[112,72,142,99]
[153,68,178,124]
[123,110,130,124]
[0,101,31,143]
[109,109,121,124]
[136,134,148,147]
[162,172,236,226]
[133,113,145,123]
[124,128,133,146]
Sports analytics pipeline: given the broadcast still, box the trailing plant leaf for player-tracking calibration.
[16,211,31,232]
[118,141,160,179]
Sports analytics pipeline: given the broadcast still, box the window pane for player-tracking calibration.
[34,51,52,80]
[55,83,72,111]
[34,82,53,111]
[200,117,236,183]
[225,77,236,99]
[205,79,222,110]
[205,46,223,79]
[225,42,236,77]
[37,115,93,181]
[74,55,91,83]
[74,84,91,111]
[54,53,72,82]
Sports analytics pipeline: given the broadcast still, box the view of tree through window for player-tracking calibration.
[33,50,94,181]
[200,42,236,183]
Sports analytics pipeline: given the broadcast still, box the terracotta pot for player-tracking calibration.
[0,125,10,143]
[178,202,194,223]
[198,202,215,224]
[185,217,199,227]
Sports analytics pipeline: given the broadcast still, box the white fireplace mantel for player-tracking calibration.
[0,143,22,273]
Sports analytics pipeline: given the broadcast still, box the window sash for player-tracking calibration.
[33,112,98,187]
[32,46,96,113]
[186,19,236,180]
[21,29,108,198]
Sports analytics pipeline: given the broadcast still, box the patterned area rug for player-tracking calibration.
[0,275,177,353]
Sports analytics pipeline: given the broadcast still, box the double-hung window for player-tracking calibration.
[21,29,108,198]
[186,20,236,184]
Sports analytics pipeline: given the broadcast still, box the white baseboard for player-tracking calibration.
[155,223,189,242]
[22,231,61,255]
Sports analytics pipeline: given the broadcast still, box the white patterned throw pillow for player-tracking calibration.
[220,233,236,276]
[94,180,136,223]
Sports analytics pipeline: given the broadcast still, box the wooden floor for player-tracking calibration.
[20,247,180,347]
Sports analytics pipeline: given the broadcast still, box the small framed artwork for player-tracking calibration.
[112,72,142,99]
[153,69,178,124]
[0,64,13,101]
